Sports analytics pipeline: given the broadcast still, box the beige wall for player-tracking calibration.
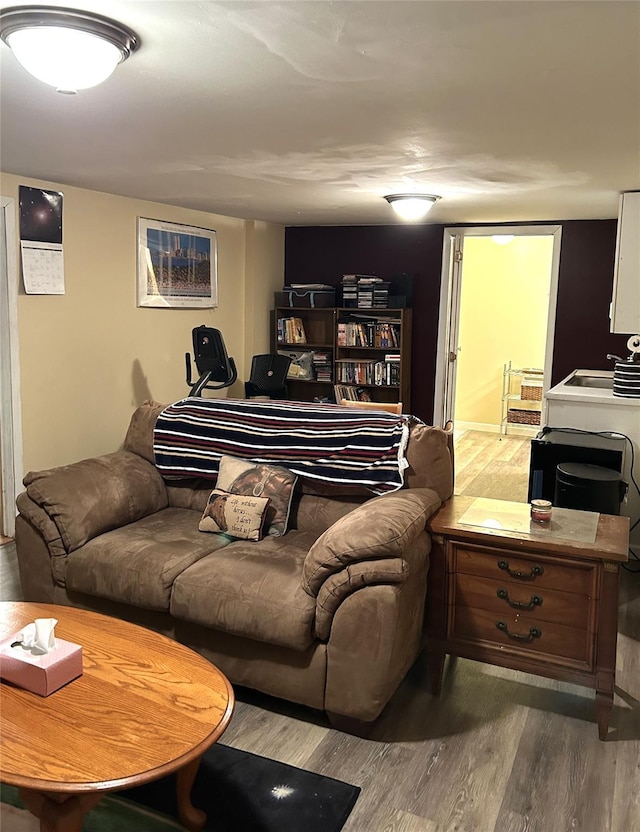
[244,221,285,362]
[1,173,283,472]
[454,236,554,427]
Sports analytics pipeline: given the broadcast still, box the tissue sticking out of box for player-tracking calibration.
[11,618,58,654]
[1,620,83,696]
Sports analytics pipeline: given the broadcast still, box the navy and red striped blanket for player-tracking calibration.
[153,398,415,494]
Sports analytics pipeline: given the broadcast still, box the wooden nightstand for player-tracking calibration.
[425,496,629,740]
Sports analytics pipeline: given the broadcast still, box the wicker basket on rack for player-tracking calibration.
[521,383,543,401]
[507,408,541,425]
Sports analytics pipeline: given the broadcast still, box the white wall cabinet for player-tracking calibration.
[611,190,640,335]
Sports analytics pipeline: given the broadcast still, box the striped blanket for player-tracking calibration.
[153,398,414,494]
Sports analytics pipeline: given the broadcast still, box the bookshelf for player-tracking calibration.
[273,305,412,408]
[335,308,411,410]
[274,306,336,401]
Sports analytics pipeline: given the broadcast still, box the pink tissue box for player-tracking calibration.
[0,633,83,696]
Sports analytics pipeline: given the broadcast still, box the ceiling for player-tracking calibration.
[1,1,639,226]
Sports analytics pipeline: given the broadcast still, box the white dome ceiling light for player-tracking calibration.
[0,6,139,94]
[384,194,441,222]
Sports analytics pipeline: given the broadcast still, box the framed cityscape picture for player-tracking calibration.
[137,217,218,308]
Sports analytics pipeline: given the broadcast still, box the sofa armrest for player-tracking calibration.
[16,492,67,558]
[20,450,168,553]
[323,534,431,722]
[314,557,409,641]
[302,487,441,597]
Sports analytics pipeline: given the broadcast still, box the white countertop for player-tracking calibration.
[545,369,640,408]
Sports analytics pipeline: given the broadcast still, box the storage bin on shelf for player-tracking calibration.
[521,382,543,401]
[274,287,336,308]
[507,408,541,425]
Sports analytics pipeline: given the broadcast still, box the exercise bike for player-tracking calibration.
[185,325,237,396]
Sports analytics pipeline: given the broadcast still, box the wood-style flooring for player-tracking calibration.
[2,431,639,832]
[453,428,532,503]
[0,541,21,601]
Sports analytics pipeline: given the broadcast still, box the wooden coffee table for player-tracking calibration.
[0,602,235,832]
[425,496,629,740]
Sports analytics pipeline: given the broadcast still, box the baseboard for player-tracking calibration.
[455,421,499,434]
[501,424,540,437]
[455,421,539,437]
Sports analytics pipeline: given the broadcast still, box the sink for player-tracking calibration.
[547,369,617,397]
[565,375,614,389]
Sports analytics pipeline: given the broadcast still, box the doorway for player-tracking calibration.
[433,225,561,500]
[434,225,561,428]
[455,234,555,432]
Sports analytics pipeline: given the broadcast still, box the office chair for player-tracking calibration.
[340,399,402,415]
[245,354,292,399]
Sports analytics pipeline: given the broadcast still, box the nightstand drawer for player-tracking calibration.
[454,573,593,629]
[452,606,593,665]
[452,543,597,596]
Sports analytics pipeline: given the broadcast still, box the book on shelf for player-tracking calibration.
[336,319,400,347]
[334,384,372,403]
[335,359,400,387]
[312,350,333,383]
[277,316,307,345]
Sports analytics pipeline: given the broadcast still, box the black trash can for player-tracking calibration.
[554,462,626,515]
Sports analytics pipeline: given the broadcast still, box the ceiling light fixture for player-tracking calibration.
[384,194,441,222]
[492,235,515,245]
[0,6,139,94]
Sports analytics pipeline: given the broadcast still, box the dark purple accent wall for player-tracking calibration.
[285,220,628,423]
[551,220,629,385]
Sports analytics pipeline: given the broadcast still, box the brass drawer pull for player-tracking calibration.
[497,559,544,580]
[496,620,542,642]
[497,588,543,610]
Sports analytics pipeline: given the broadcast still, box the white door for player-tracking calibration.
[441,233,464,426]
[0,196,23,538]
[433,225,562,429]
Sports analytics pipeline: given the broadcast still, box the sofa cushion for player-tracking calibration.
[290,493,365,536]
[170,530,318,651]
[199,489,270,540]
[302,488,442,596]
[215,455,297,537]
[166,482,213,512]
[23,451,168,553]
[64,508,230,610]
[403,423,453,500]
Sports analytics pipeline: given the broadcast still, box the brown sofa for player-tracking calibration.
[14,400,453,732]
